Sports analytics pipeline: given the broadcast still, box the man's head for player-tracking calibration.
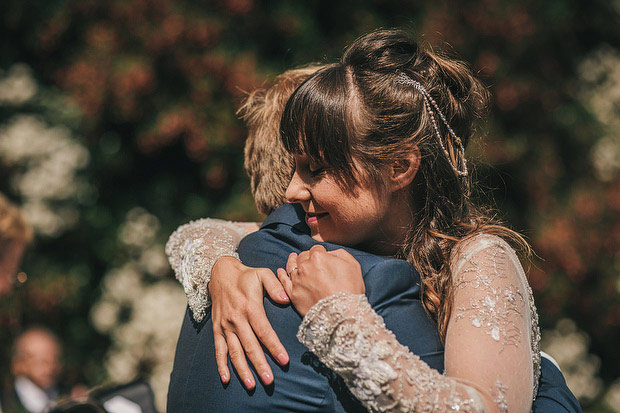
[0,193,32,295]
[11,327,62,390]
[238,65,323,215]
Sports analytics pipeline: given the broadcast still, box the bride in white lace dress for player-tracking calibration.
[167,30,542,412]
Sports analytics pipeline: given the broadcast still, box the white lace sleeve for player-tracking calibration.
[165,218,254,322]
[447,234,540,411]
[297,234,540,413]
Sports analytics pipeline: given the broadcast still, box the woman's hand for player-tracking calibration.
[210,256,290,389]
[276,245,365,316]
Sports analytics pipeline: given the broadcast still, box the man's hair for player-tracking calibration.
[238,66,323,215]
[0,193,33,249]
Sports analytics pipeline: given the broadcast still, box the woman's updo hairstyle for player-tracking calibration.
[281,29,488,188]
[281,29,525,341]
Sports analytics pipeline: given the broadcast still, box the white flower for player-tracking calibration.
[93,252,185,411]
[118,208,160,249]
[578,46,620,181]
[541,319,603,401]
[102,265,144,304]
[112,323,147,352]
[139,246,170,277]
[604,379,620,413]
[20,201,78,237]
[150,361,176,410]
[590,136,620,182]
[0,116,70,164]
[90,299,120,333]
[92,204,186,411]
[0,113,89,236]
[105,351,139,383]
[131,282,186,341]
[0,64,37,105]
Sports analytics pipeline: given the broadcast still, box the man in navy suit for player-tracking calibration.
[167,67,580,412]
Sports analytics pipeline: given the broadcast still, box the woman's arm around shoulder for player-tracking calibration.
[165,218,290,389]
[165,218,259,321]
[294,235,537,412]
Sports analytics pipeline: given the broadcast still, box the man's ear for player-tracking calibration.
[389,146,420,192]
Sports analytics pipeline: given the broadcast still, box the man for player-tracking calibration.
[166,67,580,412]
[1,328,62,413]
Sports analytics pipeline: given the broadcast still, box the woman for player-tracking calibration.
[169,30,539,412]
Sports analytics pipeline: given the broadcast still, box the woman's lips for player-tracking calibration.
[305,212,328,224]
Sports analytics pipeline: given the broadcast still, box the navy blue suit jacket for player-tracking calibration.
[168,203,580,412]
[168,203,443,412]
[534,357,581,412]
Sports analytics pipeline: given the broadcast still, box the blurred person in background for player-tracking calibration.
[1,327,62,413]
[0,193,32,296]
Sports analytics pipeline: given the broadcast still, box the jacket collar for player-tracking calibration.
[261,203,309,234]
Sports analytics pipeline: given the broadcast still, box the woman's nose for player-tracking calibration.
[285,170,310,203]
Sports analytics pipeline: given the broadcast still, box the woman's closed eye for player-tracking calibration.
[309,166,326,178]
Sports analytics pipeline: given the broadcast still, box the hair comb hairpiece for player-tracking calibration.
[395,73,468,177]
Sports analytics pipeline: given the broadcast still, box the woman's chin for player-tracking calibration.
[310,232,326,243]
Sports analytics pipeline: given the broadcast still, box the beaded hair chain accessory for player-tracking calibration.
[396,73,468,177]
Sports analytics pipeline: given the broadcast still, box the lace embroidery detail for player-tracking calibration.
[527,281,542,396]
[453,247,525,346]
[494,380,508,412]
[451,234,541,399]
[165,218,250,322]
[299,293,486,412]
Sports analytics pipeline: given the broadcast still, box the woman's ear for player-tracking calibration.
[389,146,420,192]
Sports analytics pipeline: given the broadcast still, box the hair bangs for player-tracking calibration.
[280,64,358,183]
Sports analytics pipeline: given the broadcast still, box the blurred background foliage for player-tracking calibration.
[1,0,619,410]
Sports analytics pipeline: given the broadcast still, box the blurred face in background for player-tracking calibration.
[0,240,25,296]
[12,330,62,390]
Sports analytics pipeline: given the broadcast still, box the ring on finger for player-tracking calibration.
[287,267,298,277]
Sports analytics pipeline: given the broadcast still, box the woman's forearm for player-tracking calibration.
[298,292,490,412]
[297,236,536,413]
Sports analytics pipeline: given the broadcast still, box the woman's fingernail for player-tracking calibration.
[220,373,228,382]
[279,290,289,300]
[245,378,254,389]
[277,352,289,365]
[261,372,272,383]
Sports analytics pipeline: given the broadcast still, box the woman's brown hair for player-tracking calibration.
[281,29,529,342]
